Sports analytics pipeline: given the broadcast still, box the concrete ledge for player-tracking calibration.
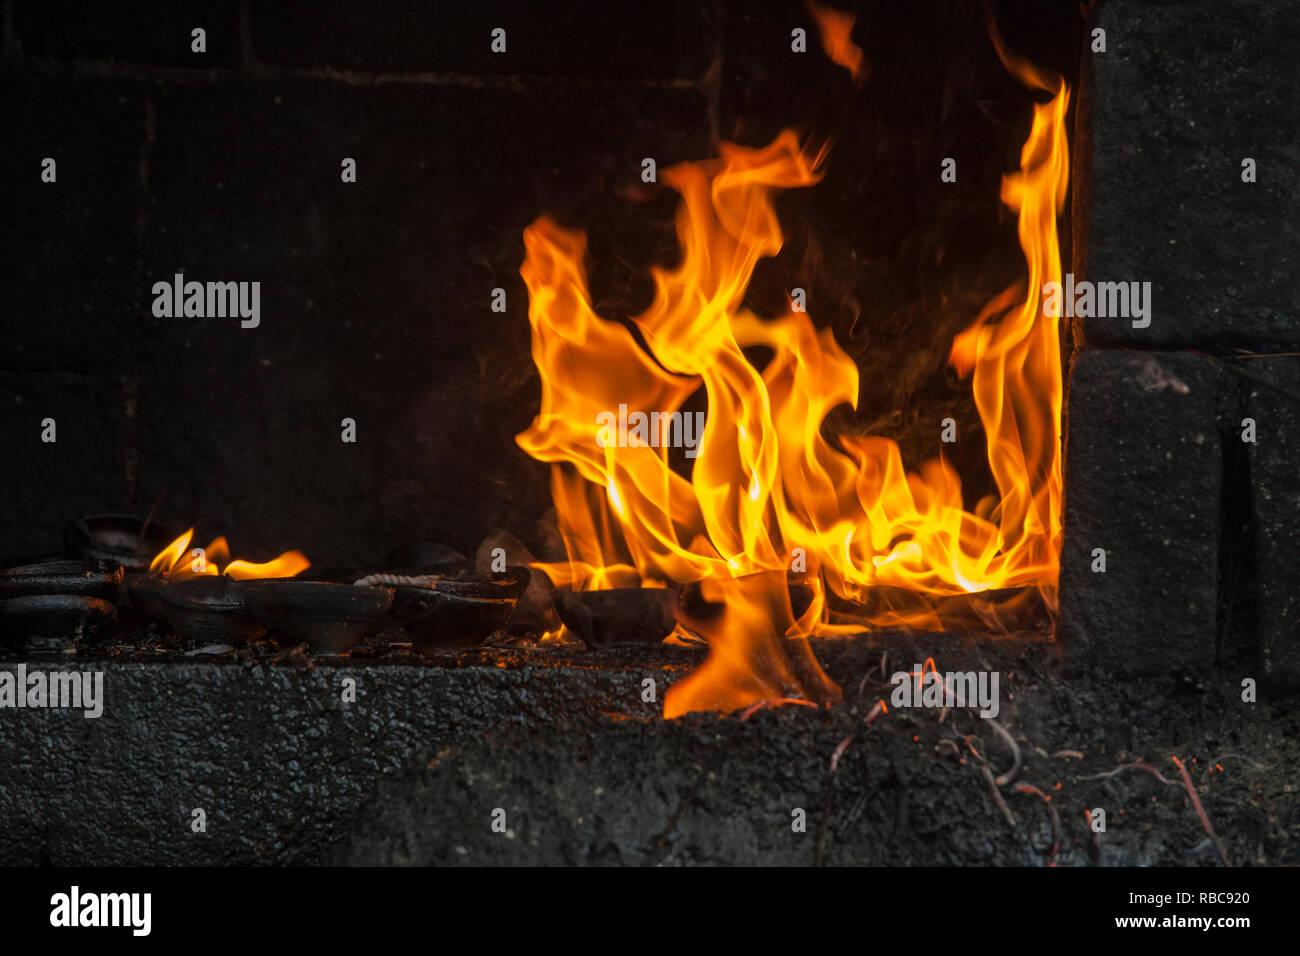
[0,647,693,865]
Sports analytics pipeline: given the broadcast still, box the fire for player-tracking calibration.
[808,1,867,84]
[517,15,1069,717]
[148,528,310,580]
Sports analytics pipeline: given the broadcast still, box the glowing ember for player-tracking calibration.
[148,528,310,581]
[517,12,1069,717]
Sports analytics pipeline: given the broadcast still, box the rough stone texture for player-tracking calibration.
[1239,356,1300,689]
[11,1,242,67]
[1062,347,1300,689]
[1066,0,1300,686]
[339,655,1295,866]
[4,636,1294,866]
[0,372,134,563]
[0,647,695,865]
[1081,0,1300,349]
[1060,349,1231,676]
[250,0,718,80]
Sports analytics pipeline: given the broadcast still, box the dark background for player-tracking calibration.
[0,0,1084,569]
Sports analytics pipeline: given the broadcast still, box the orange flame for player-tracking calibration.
[149,527,310,580]
[517,40,1069,717]
[807,1,867,84]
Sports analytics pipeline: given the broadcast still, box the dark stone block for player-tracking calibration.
[1239,356,1300,690]
[135,78,708,566]
[1064,347,1300,690]
[0,372,134,563]
[1,638,1292,865]
[339,662,1288,866]
[250,0,716,80]
[343,709,895,866]
[1080,0,1300,349]
[12,0,241,66]
[0,649,689,865]
[0,77,145,373]
[1060,349,1230,676]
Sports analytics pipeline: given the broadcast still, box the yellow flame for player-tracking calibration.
[148,528,193,574]
[149,527,310,581]
[225,552,311,580]
[517,39,1069,717]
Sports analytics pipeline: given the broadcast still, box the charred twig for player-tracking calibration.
[854,650,890,701]
[1077,760,1179,787]
[183,643,235,657]
[829,735,855,773]
[863,699,887,726]
[981,765,1017,828]
[1211,752,1268,771]
[482,629,518,647]
[1171,756,1232,867]
[985,718,1022,787]
[268,642,315,672]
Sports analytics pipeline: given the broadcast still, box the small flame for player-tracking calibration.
[664,571,839,718]
[807,1,867,84]
[225,554,311,579]
[149,527,309,580]
[148,528,193,575]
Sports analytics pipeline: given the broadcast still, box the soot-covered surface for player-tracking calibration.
[0,640,693,865]
[2,632,1295,865]
[333,637,1297,866]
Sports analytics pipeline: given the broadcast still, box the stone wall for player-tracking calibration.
[1061,0,1300,688]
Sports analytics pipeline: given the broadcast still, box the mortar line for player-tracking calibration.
[19,54,702,91]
